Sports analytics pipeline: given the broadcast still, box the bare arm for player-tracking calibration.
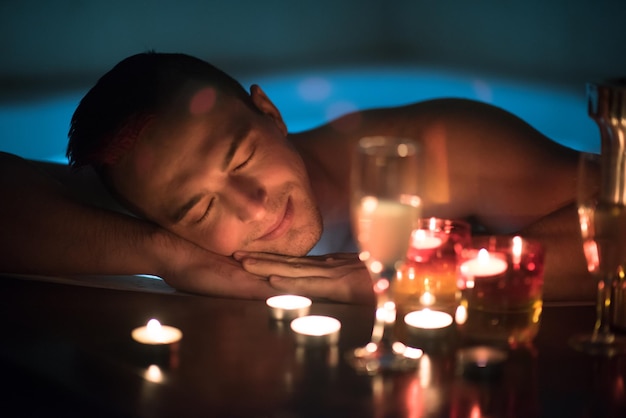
[0,152,278,300]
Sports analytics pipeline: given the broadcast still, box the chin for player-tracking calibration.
[291,224,323,256]
[261,219,323,256]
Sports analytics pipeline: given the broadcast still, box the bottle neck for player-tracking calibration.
[588,81,626,204]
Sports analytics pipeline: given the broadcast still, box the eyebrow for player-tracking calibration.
[169,193,205,224]
[221,124,249,171]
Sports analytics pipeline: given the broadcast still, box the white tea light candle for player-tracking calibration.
[405,309,453,330]
[412,229,443,250]
[266,295,312,320]
[290,315,341,345]
[132,319,182,345]
[460,248,507,277]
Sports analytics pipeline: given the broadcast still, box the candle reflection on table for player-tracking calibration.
[144,364,165,384]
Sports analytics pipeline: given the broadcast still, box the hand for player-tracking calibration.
[158,237,280,300]
[233,251,375,305]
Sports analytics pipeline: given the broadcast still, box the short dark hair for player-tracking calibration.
[66,51,251,169]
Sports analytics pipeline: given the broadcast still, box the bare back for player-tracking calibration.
[293,98,579,234]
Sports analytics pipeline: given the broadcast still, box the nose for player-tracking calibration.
[223,176,268,222]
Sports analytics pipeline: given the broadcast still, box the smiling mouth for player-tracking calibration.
[258,198,294,241]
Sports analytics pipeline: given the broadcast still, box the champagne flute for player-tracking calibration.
[346,136,423,373]
[569,151,626,355]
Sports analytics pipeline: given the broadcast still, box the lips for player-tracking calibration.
[258,198,294,241]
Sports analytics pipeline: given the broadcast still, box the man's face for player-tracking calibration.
[107,84,322,257]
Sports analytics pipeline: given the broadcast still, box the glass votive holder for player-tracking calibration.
[396,218,471,317]
[455,236,545,348]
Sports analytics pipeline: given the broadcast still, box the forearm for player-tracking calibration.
[0,152,171,276]
[0,153,279,300]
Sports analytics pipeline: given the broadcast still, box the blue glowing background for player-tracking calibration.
[0,66,599,164]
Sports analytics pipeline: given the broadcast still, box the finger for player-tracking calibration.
[236,252,337,269]
[235,251,359,263]
[240,258,340,278]
[268,275,350,302]
[233,251,302,263]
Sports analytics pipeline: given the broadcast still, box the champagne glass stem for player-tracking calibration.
[569,271,626,355]
[369,268,397,348]
[594,276,615,343]
[346,266,420,373]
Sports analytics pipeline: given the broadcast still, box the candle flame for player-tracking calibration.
[512,236,523,256]
[512,236,523,265]
[146,319,164,341]
[477,248,490,263]
[147,318,161,332]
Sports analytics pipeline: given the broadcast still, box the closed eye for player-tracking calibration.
[196,198,214,224]
[233,146,256,172]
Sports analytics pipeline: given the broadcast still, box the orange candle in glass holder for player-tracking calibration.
[395,218,471,344]
[396,218,471,314]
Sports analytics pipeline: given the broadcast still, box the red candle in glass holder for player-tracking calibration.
[456,236,545,346]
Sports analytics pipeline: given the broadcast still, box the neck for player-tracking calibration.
[289,133,350,225]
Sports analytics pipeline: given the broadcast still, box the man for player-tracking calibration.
[0,52,591,303]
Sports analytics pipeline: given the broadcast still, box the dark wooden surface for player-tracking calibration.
[1,275,625,418]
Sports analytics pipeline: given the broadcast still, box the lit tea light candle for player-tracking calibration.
[266,295,312,320]
[132,319,182,345]
[412,229,443,250]
[461,248,507,277]
[290,315,341,345]
[405,309,454,330]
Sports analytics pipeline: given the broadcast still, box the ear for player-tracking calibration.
[249,84,288,136]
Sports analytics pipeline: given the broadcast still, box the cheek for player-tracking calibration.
[170,221,245,256]
[205,221,244,255]
[262,150,308,185]
[204,224,242,256]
